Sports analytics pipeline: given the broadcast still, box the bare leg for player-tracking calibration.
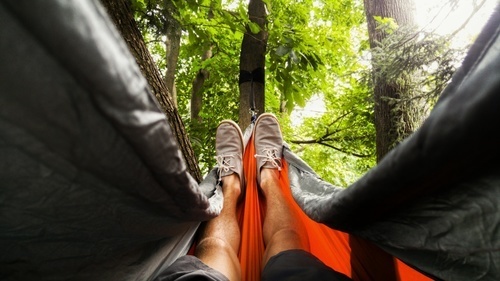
[260,168,309,265]
[195,174,242,281]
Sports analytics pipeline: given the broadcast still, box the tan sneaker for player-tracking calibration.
[215,120,245,188]
[253,113,283,184]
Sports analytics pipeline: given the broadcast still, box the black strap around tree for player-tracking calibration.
[239,67,265,122]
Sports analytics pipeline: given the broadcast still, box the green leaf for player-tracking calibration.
[248,22,261,34]
[292,85,305,107]
[276,45,291,56]
[290,50,299,64]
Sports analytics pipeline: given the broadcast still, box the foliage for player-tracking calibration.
[131,0,246,175]
[283,67,376,186]
[374,16,398,33]
[371,23,468,146]
[175,1,247,174]
[266,0,375,186]
[265,0,366,113]
[131,0,376,183]
[130,0,469,187]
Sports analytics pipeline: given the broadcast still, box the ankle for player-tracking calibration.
[259,168,279,192]
[222,174,241,195]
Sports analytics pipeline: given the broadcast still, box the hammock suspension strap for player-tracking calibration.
[239,67,264,123]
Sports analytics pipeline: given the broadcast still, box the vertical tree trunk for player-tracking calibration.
[100,0,202,182]
[190,46,212,123]
[190,3,215,124]
[364,0,416,162]
[239,0,268,130]
[164,0,181,108]
[358,1,416,277]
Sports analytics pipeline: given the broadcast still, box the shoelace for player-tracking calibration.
[215,154,236,181]
[254,148,282,170]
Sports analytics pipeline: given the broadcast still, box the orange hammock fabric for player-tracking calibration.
[193,134,433,281]
[237,135,433,281]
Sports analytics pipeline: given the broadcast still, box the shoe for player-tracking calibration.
[215,120,245,189]
[253,113,283,184]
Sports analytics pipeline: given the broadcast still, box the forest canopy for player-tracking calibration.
[126,0,493,186]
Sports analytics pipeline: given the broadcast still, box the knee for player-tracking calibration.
[269,228,309,250]
[195,237,242,281]
[195,237,233,257]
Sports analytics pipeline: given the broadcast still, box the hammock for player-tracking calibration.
[188,129,433,280]
[1,1,499,280]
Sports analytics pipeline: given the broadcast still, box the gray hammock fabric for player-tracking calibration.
[0,0,499,280]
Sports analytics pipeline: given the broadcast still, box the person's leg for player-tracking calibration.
[194,120,245,281]
[253,113,309,265]
[260,168,309,265]
[253,114,352,281]
[195,174,241,281]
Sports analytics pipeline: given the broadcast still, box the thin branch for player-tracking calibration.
[449,0,487,39]
[290,136,373,158]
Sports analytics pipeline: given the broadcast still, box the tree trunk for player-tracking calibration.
[359,1,416,277]
[238,0,268,130]
[164,0,181,108]
[190,46,212,123]
[363,0,416,162]
[100,0,202,182]
[190,3,215,124]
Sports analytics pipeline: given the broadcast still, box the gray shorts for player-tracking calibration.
[154,255,228,281]
[155,249,351,281]
[261,249,352,281]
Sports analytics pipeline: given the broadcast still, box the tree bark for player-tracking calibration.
[190,3,215,124]
[190,46,212,123]
[363,0,416,162]
[164,0,181,108]
[100,0,202,182]
[238,0,268,130]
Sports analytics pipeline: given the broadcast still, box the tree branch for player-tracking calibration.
[290,136,373,158]
[449,0,487,39]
